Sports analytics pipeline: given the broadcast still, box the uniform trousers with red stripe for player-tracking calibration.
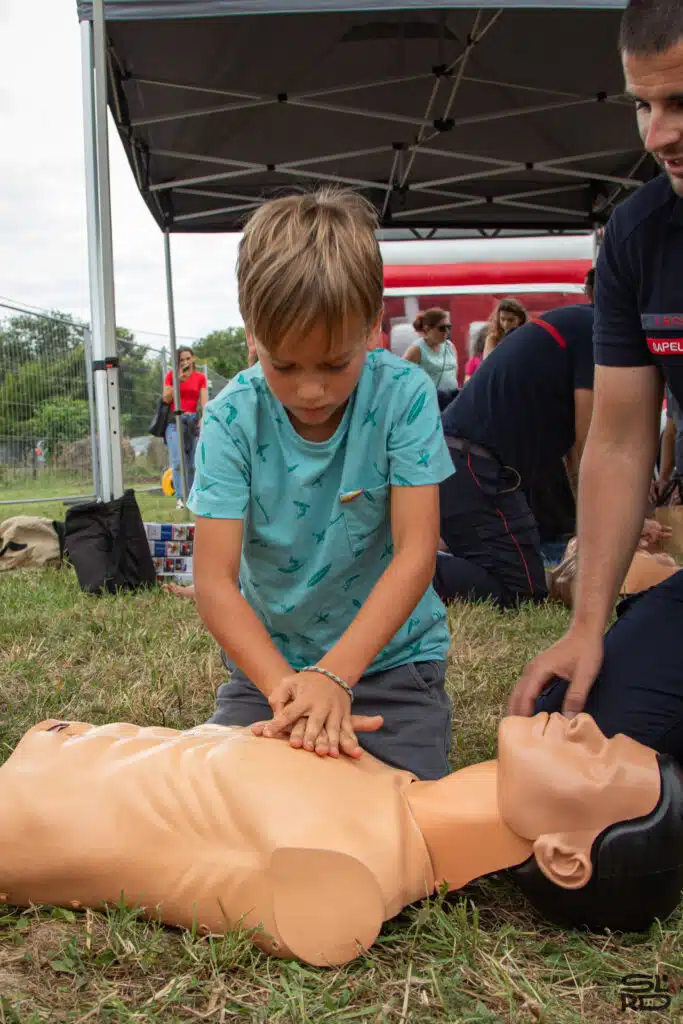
[435,445,548,609]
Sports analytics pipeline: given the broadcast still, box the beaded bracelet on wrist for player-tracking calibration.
[301,665,354,703]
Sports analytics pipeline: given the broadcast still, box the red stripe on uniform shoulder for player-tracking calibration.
[531,317,567,349]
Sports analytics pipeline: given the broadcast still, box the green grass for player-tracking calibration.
[0,570,681,1021]
[1,467,165,514]
[1,491,187,527]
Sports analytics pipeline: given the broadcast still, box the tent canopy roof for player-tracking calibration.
[79,1,650,235]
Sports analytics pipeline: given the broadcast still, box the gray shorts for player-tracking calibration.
[209,659,453,780]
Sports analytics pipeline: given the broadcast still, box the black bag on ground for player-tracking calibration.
[149,398,170,438]
[64,490,157,595]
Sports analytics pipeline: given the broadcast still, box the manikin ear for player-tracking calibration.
[533,832,594,890]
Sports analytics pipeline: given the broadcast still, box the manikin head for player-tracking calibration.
[499,713,683,931]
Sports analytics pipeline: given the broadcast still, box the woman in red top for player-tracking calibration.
[162,347,208,508]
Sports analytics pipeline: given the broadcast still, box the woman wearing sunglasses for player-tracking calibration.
[403,308,459,410]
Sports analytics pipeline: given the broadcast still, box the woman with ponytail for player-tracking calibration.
[403,307,459,409]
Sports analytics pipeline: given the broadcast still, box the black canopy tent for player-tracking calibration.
[78,0,645,237]
[76,1,640,500]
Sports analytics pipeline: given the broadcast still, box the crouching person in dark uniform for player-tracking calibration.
[435,304,595,608]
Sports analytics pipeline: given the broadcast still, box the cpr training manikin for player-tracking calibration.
[0,712,681,967]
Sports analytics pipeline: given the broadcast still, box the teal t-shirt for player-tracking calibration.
[188,348,455,673]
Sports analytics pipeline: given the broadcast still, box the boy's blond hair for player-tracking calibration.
[237,188,384,353]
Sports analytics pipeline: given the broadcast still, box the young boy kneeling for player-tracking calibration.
[188,189,455,780]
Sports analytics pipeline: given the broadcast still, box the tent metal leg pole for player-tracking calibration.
[93,0,124,500]
[164,231,190,522]
[82,2,124,502]
[80,18,111,501]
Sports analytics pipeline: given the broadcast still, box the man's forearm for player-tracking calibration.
[195,579,292,696]
[571,438,652,636]
[318,549,435,686]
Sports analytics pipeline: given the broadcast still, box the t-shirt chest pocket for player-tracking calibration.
[340,485,390,557]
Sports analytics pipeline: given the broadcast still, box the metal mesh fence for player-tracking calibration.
[205,365,231,398]
[0,301,244,504]
[0,302,183,502]
[115,329,170,492]
[0,302,96,502]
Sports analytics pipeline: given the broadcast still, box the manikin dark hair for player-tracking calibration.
[619,0,683,55]
[510,756,683,933]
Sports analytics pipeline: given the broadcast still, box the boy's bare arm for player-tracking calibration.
[256,484,440,756]
[193,517,292,697]
[318,484,441,685]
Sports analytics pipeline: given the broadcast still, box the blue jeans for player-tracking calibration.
[165,414,198,499]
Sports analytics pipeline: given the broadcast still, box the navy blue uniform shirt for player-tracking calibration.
[594,173,683,408]
[441,304,595,489]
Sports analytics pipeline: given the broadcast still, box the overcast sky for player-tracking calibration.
[0,0,243,348]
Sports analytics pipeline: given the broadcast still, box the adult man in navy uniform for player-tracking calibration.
[436,305,595,609]
[509,0,683,764]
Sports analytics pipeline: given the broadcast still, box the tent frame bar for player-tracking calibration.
[141,135,642,226]
[131,68,589,105]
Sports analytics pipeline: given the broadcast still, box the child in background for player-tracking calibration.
[188,188,455,780]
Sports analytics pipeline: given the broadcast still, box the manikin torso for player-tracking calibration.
[0,716,660,967]
[0,722,435,965]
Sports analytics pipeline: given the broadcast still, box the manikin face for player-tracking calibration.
[498,712,659,841]
[252,318,380,441]
[623,39,683,196]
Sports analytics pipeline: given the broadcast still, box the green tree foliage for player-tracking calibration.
[0,313,88,445]
[115,327,165,437]
[194,327,249,384]
[0,312,163,449]
[0,311,248,455]
[30,399,92,443]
